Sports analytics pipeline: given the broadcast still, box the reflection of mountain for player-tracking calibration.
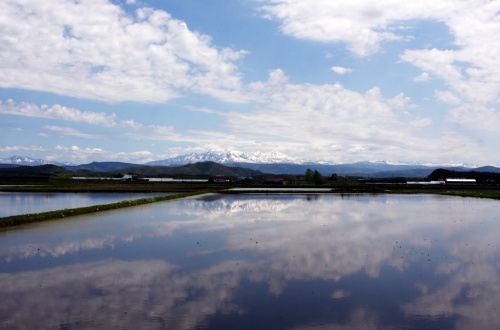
[194,195,295,214]
[1,194,500,328]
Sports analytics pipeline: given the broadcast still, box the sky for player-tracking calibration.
[1,0,499,166]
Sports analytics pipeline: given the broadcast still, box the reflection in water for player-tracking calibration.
[0,192,171,217]
[0,194,499,329]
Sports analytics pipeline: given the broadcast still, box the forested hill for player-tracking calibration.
[116,162,265,177]
[0,164,71,177]
[427,169,500,183]
[0,162,266,178]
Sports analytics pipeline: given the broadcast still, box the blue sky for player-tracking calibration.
[1,0,499,165]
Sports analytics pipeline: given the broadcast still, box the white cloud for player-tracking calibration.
[331,66,353,75]
[260,1,500,105]
[1,0,499,165]
[43,125,103,139]
[435,90,461,105]
[448,105,500,132]
[51,144,155,163]
[0,145,47,152]
[256,0,500,162]
[0,98,237,158]
[410,118,433,129]
[0,99,118,126]
[0,0,246,103]
[399,2,500,114]
[413,72,430,82]
[0,99,170,133]
[53,145,150,163]
[184,106,224,115]
[53,145,105,162]
[222,70,492,164]
[260,0,454,56]
[107,150,155,163]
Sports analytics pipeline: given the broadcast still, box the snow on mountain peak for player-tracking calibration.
[366,159,478,168]
[147,149,303,165]
[0,155,51,165]
[0,155,72,166]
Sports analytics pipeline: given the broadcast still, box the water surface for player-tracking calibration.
[0,192,172,217]
[0,194,499,329]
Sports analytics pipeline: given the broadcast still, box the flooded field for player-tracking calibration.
[0,194,499,329]
[0,192,172,217]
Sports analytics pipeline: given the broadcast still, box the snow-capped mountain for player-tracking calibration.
[147,150,479,168]
[1,152,488,178]
[146,150,308,166]
[0,155,72,166]
[144,150,478,177]
[360,160,478,168]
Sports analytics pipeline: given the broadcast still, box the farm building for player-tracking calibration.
[445,178,476,185]
[264,177,285,184]
[214,174,226,182]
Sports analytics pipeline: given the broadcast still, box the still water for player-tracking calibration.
[0,194,499,329]
[0,192,172,217]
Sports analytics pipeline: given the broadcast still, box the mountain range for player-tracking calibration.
[146,150,304,166]
[0,155,73,167]
[1,151,499,178]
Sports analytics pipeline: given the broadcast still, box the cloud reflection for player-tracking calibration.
[1,194,499,328]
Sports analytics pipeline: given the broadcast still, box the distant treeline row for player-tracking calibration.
[427,169,500,184]
[0,162,267,179]
[1,163,500,184]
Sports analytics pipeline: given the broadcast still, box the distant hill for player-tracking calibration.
[229,162,439,178]
[368,168,436,179]
[116,162,266,177]
[143,150,481,178]
[0,164,73,177]
[3,153,498,178]
[65,161,139,172]
[0,162,267,178]
[473,166,500,173]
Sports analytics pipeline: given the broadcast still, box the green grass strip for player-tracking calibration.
[0,191,206,228]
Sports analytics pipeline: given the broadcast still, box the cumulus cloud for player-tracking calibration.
[260,0,454,56]
[1,0,499,165]
[221,70,489,163]
[413,72,430,82]
[0,98,185,140]
[54,145,105,161]
[0,0,246,103]
[46,145,154,163]
[53,145,154,162]
[331,66,353,75]
[410,118,433,129]
[435,90,461,105]
[448,104,500,132]
[260,1,500,134]
[0,99,118,126]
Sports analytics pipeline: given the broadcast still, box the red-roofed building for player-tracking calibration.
[264,177,285,184]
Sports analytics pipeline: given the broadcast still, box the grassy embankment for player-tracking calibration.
[0,179,226,228]
[1,179,499,228]
[0,191,208,228]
